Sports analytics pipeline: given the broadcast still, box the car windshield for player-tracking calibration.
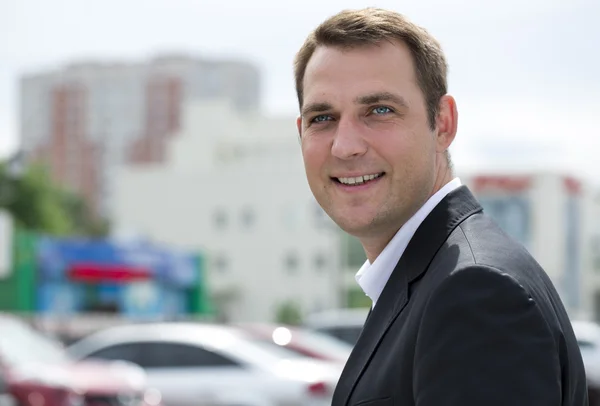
[312,326,362,345]
[0,318,70,366]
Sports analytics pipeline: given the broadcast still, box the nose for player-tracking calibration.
[331,118,368,159]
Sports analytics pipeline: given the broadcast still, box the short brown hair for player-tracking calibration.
[294,7,448,130]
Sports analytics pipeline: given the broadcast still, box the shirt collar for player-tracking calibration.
[355,177,462,307]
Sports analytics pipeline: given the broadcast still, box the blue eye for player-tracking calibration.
[311,115,332,123]
[372,106,392,115]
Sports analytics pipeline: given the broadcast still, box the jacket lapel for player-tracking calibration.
[333,186,483,406]
[332,267,408,406]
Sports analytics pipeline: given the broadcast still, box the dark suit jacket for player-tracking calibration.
[332,186,588,406]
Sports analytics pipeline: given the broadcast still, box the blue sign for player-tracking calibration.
[36,237,199,287]
[120,282,164,318]
[37,283,82,315]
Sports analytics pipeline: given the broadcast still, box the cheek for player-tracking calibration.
[376,125,430,155]
[369,132,409,163]
[302,141,328,174]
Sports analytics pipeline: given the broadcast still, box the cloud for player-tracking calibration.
[450,98,597,183]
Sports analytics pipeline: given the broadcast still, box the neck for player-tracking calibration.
[431,165,454,199]
[361,229,398,264]
[360,168,455,263]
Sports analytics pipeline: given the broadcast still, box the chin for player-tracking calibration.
[335,217,375,237]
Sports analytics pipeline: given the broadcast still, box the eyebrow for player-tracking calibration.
[301,102,333,118]
[301,92,409,118]
[356,92,409,108]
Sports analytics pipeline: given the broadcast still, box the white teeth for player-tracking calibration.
[337,173,382,185]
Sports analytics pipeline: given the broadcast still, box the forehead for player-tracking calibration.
[302,41,419,104]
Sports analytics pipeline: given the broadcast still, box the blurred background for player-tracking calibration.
[0,0,599,405]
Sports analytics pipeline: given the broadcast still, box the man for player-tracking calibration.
[293,7,588,406]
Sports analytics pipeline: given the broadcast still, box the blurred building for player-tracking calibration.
[19,54,261,218]
[108,95,600,322]
[112,100,342,323]
[459,172,600,321]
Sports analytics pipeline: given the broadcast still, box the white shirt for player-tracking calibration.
[355,177,462,308]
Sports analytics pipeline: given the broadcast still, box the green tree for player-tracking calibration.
[59,189,110,237]
[274,300,303,326]
[0,161,108,237]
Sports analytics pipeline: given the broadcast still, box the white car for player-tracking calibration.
[572,321,600,383]
[0,373,15,406]
[304,308,369,345]
[66,323,341,406]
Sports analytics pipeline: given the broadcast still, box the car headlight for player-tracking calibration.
[143,388,162,406]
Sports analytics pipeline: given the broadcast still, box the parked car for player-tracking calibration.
[0,370,16,406]
[236,323,352,364]
[572,320,600,405]
[0,314,160,406]
[67,322,342,406]
[303,308,368,345]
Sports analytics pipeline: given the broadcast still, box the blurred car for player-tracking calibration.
[236,323,352,364]
[0,371,16,406]
[0,314,160,406]
[66,322,342,406]
[303,308,369,345]
[572,320,600,405]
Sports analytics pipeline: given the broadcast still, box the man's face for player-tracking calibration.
[297,40,453,244]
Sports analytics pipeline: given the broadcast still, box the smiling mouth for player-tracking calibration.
[333,172,385,186]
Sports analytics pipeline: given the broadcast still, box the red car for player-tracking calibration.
[237,323,353,364]
[0,314,162,406]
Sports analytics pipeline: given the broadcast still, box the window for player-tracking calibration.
[240,207,255,228]
[577,339,596,361]
[341,234,367,269]
[314,253,327,272]
[578,340,595,350]
[285,252,299,274]
[312,201,333,229]
[316,326,364,346]
[88,342,240,369]
[282,205,300,231]
[478,195,530,250]
[213,209,228,229]
[147,342,239,368]
[213,254,228,274]
[88,343,140,364]
[135,342,239,368]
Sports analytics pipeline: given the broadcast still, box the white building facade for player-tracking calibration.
[19,55,261,217]
[112,98,600,322]
[112,101,343,322]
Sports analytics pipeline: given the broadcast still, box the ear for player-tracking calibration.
[296,116,303,140]
[435,95,458,153]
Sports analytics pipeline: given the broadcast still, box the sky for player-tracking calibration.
[1,0,598,183]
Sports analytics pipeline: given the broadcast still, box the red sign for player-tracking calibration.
[68,262,151,283]
[563,177,582,195]
[472,176,531,193]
